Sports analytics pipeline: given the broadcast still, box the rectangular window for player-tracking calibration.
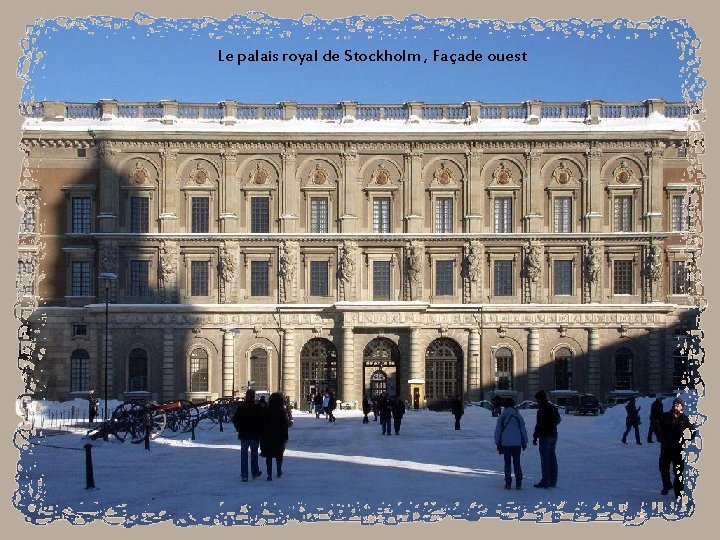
[72,324,87,337]
[671,195,689,232]
[613,260,634,295]
[373,260,391,300]
[310,261,329,297]
[672,261,691,295]
[435,260,454,296]
[250,197,270,233]
[494,197,513,233]
[493,260,514,296]
[71,261,92,296]
[190,260,209,297]
[614,196,633,232]
[373,198,391,233]
[129,260,150,297]
[496,357,514,391]
[130,196,150,233]
[435,197,454,233]
[553,196,572,233]
[191,197,209,233]
[71,197,91,234]
[310,198,329,233]
[70,356,90,393]
[250,260,269,296]
[553,260,573,296]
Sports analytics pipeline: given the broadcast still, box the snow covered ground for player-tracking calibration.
[13,394,701,526]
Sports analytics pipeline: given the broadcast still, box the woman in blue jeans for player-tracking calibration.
[494,397,529,489]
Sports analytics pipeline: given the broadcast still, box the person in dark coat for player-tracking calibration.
[371,396,379,421]
[491,395,502,418]
[532,390,561,488]
[622,397,642,445]
[313,392,323,418]
[494,397,529,490]
[362,395,371,424]
[379,393,393,436]
[326,392,337,422]
[392,396,406,435]
[87,389,99,424]
[260,392,289,481]
[647,396,664,443]
[658,397,696,498]
[232,389,267,482]
[451,396,464,430]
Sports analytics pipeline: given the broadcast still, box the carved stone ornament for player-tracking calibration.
[190,162,209,185]
[252,163,269,185]
[552,161,573,185]
[434,162,453,185]
[129,162,149,184]
[311,163,329,185]
[372,163,391,186]
[493,162,513,185]
[613,161,635,184]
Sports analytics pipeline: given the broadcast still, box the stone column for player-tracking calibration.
[587,328,600,395]
[645,144,665,232]
[405,148,424,232]
[282,328,296,402]
[222,329,235,397]
[340,147,359,233]
[97,143,119,233]
[409,327,422,380]
[524,148,544,232]
[527,328,540,397]
[162,330,175,401]
[468,328,481,400]
[342,326,355,403]
[159,147,179,233]
[280,146,298,233]
[585,148,603,233]
[464,148,484,232]
[219,150,239,233]
[647,328,662,394]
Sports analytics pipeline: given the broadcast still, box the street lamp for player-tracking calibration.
[99,272,117,421]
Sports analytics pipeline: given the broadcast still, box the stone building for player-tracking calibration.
[17,99,701,408]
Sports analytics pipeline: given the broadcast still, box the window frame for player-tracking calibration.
[372,197,392,234]
[250,196,271,234]
[372,259,392,301]
[70,349,90,393]
[493,196,514,233]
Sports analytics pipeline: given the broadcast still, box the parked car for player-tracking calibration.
[605,390,640,408]
[517,400,539,410]
[471,400,494,411]
[565,394,603,416]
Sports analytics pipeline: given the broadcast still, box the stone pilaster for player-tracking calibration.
[524,148,544,232]
[647,328,662,394]
[222,329,235,397]
[342,326,355,403]
[527,328,540,396]
[282,328,296,402]
[159,147,179,233]
[587,328,600,395]
[585,147,603,233]
[280,146,298,233]
[97,143,119,232]
[340,147,359,232]
[645,143,665,232]
[468,328,481,400]
[464,148,484,232]
[409,327,422,380]
[405,148,424,232]
[162,330,175,401]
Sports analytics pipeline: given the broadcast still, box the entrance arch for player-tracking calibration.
[363,337,400,397]
[425,338,463,399]
[300,338,338,399]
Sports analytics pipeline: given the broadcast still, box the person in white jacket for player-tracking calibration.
[494,397,529,490]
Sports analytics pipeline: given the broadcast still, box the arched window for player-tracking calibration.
[300,338,337,397]
[554,347,573,390]
[614,348,634,390]
[495,347,514,391]
[672,342,689,390]
[250,347,269,391]
[425,338,463,399]
[128,348,148,392]
[189,348,209,393]
[70,349,90,392]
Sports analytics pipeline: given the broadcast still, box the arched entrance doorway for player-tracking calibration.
[425,338,463,399]
[363,337,400,398]
[300,338,338,399]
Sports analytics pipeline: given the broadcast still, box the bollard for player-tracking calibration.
[144,427,150,450]
[191,421,196,441]
[219,416,224,432]
[84,444,95,489]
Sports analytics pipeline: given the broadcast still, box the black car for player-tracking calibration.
[565,394,603,416]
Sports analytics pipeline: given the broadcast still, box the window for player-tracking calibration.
[190,261,209,297]
[71,197,91,234]
[495,347,514,390]
[553,197,572,233]
[70,349,90,392]
[373,260,391,300]
[614,196,633,232]
[250,260,269,296]
[493,260,513,296]
[310,198,329,233]
[128,348,148,392]
[189,348,209,393]
[435,260,454,296]
[613,260,633,295]
[553,260,573,296]
[300,339,338,399]
[251,197,270,233]
[191,197,209,233]
[614,348,634,390]
[310,261,329,297]
[671,261,691,295]
[130,196,150,233]
[129,260,150,297]
[250,348,269,391]
[373,198,391,233]
[554,347,573,390]
[425,338,462,399]
[72,324,87,337]
[494,197,513,233]
[71,261,92,296]
[435,197,454,233]
[671,195,690,232]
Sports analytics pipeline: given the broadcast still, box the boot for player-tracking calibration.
[516,480,522,490]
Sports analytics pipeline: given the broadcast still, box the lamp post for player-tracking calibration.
[99,272,117,421]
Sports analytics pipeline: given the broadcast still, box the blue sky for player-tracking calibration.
[19,14,703,104]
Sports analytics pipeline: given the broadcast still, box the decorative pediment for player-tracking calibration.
[552,161,574,185]
[251,163,270,185]
[371,163,392,186]
[310,163,330,186]
[129,162,150,185]
[122,158,159,187]
[190,162,210,185]
[433,162,454,185]
[613,160,636,184]
[492,161,514,185]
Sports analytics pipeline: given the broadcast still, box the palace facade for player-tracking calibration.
[17,99,701,407]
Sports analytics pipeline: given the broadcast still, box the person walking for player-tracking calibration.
[231,388,266,482]
[326,392,337,422]
[647,395,664,443]
[451,396,464,430]
[371,395,379,421]
[321,392,330,419]
[260,392,290,481]
[313,392,323,418]
[494,397,528,490]
[362,394,371,424]
[658,397,696,498]
[532,390,561,488]
[622,396,642,445]
[392,395,406,435]
[87,389,99,424]
[379,393,393,436]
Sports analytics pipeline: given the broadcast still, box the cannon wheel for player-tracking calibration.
[163,400,196,435]
[209,397,238,425]
[111,401,146,442]
[130,403,167,444]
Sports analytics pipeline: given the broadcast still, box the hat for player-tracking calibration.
[535,390,547,401]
